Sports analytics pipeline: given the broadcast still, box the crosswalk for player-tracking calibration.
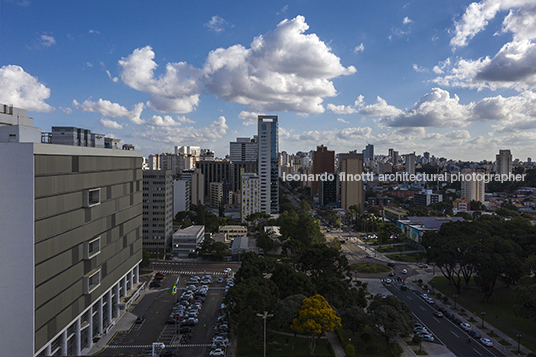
[106,343,212,348]
[155,270,228,276]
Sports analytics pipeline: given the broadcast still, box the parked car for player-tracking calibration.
[469,330,481,339]
[155,272,166,280]
[400,285,408,291]
[433,310,443,318]
[460,322,472,331]
[387,262,396,267]
[480,338,493,347]
[389,271,395,276]
[421,334,434,342]
[210,348,226,356]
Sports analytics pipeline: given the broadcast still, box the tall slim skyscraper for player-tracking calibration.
[312,145,335,197]
[405,152,416,175]
[258,115,279,214]
[338,152,364,210]
[362,144,374,161]
[461,168,486,203]
[496,149,512,175]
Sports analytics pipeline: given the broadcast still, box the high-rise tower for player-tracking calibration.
[258,115,279,214]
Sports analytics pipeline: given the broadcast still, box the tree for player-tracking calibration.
[367,295,412,341]
[140,250,152,268]
[212,241,232,259]
[218,199,225,217]
[290,294,341,355]
[270,294,307,330]
[256,231,275,253]
[513,284,536,320]
[340,306,367,341]
[270,263,316,299]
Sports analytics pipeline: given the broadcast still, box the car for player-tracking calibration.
[414,326,427,333]
[420,293,428,299]
[210,348,226,356]
[135,316,145,324]
[213,336,229,345]
[480,338,493,347]
[384,278,392,284]
[414,322,423,328]
[400,285,408,291]
[460,322,472,331]
[224,268,231,273]
[387,262,396,267]
[155,272,166,280]
[401,269,408,274]
[418,263,429,268]
[389,271,395,276]
[433,311,443,318]
[421,334,435,342]
[375,293,387,299]
[179,326,192,334]
[218,278,224,283]
[425,297,435,304]
[468,330,480,338]
[366,254,372,258]
[149,280,162,288]
[453,318,462,325]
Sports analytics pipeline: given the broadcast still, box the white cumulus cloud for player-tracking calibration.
[0,65,54,112]
[100,118,123,129]
[73,98,145,125]
[204,15,231,33]
[136,116,229,143]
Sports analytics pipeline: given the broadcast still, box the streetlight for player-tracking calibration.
[257,311,273,357]
[481,311,486,328]
[517,334,522,355]
[453,295,457,309]
[430,281,435,294]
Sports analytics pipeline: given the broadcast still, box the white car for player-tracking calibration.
[384,278,392,284]
[213,336,229,345]
[460,322,472,331]
[210,348,225,356]
[421,334,434,342]
[480,338,493,347]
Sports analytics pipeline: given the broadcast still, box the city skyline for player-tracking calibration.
[2,0,536,160]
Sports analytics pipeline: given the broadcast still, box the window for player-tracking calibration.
[84,269,101,294]
[84,237,101,259]
[84,188,101,207]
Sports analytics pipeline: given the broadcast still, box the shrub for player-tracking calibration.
[436,293,442,299]
[360,332,372,343]
[344,344,355,357]
[365,345,378,354]
[387,342,404,357]
[442,296,449,303]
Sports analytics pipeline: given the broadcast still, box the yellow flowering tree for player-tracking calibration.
[290,294,341,354]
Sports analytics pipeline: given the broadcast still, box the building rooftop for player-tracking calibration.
[401,216,465,230]
[173,225,205,236]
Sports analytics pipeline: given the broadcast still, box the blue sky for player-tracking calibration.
[2,0,536,161]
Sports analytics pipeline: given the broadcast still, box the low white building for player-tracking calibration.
[172,225,205,257]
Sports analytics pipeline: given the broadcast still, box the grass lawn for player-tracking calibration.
[385,253,426,262]
[429,276,536,354]
[237,332,333,356]
[376,245,408,253]
[350,262,392,274]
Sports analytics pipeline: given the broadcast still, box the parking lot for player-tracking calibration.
[94,266,234,356]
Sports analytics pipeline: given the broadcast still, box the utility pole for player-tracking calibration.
[257,311,273,357]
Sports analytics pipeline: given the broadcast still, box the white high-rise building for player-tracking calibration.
[230,137,258,162]
[258,115,279,214]
[405,152,416,175]
[496,149,512,175]
[241,173,260,222]
[175,145,201,156]
[461,168,486,203]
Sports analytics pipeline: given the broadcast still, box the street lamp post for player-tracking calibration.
[430,281,435,294]
[453,295,457,309]
[517,334,522,355]
[481,311,486,328]
[257,311,273,357]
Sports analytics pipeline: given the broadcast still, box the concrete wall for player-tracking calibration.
[0,143,36,356]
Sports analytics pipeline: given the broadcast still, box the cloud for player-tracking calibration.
[337,118,349,124]
[176,116,196,124]
[136,116,229,143]
[450,0,536,48]
[147,115,182,127]
[204,15,231,33]
[434,40,536,90]
[354,43,365,53]
[238,111,264,126]
[117,16,355,115]
[327,103,358,114]
[412,64,428,73]
[277,5,289,15]
[89,29,100,35]
[59,107,72,114]
[39,34,56,47]
[358,96,404,117]
[403,17,413,25]
[118,46,202,113]
[73,98,145,124]
[284,126,372,145]
[0,65,54,112]
[100,118,123,129]
[380,88,473,127]
[100,62,118,82]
